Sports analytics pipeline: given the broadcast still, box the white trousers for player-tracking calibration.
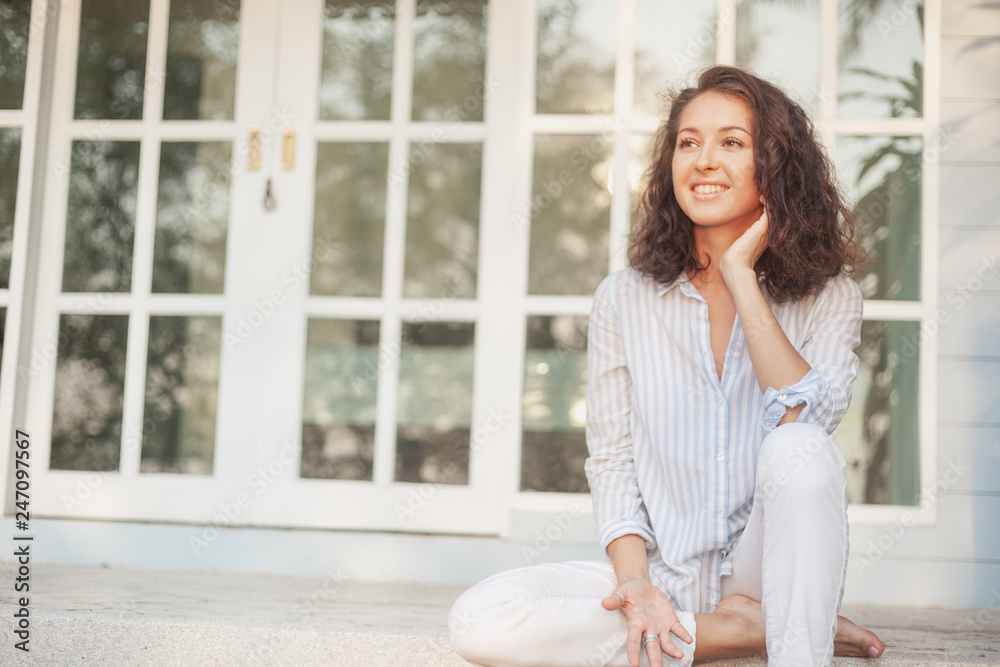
[449,422,850,667]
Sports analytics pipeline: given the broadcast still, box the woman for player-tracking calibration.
[449,66,886,667]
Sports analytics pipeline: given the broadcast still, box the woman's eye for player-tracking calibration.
[723,138,744,148]
[678,138,695,148]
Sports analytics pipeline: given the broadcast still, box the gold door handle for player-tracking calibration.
[282,128,296,170]
[248,128,262,171]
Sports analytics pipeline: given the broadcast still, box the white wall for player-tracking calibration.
[840,0,1000,608]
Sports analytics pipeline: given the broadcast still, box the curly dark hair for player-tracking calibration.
[628,66,864,302]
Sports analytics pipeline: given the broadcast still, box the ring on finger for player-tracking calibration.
[642,634,660,647]
[614,591,626,606]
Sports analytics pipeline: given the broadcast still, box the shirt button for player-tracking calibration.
[717,509,725,518]
[717,396,724,405]
[778,393,788,400]
[716,452,725,461]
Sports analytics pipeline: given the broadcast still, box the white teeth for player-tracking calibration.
[694,184,727,194]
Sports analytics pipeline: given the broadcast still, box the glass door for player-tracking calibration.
[25,0,280,521]
[249,0,513,534]
[24,0,518,534]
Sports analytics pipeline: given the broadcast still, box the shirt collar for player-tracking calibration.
[654,272,768,298]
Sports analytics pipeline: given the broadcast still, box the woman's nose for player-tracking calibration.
[695,145,718,171]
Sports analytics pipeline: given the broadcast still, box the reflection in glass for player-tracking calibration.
[736,0,819,113]
[837,135,922,301]
[0,0,31,109]
[51,314,128,471]
[536,0,616,114]
[301,319,379,481]
[412,0,487,122]
[529,134,611,295]
[634,0,716,116]
[74,0,150,120]
[404,142,480,299]
[319,0,394,121]
[833,320,920,505]
[311,142,388,297]
[838,0,923,118]
[0,308,5,393]
[521,315,589,493]
[141,316,222,474]
[152,142,231,294]
[62,141,140,293]
[395,322,474,485]
[163,0,240,120]
[0,128,21,289]
[629,133,654,219]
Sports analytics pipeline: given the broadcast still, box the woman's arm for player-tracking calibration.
[721,211,863,431]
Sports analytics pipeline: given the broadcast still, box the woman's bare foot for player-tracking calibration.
[835,614,886,658]
[700,595,886,660]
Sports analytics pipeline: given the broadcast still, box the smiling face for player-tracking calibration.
[671,91,763,234]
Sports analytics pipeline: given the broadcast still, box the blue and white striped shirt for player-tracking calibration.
[584,266,863,614]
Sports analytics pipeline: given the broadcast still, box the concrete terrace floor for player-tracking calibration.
[0,562,997,666]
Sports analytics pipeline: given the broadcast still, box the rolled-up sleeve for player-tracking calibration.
[584,275,657,550]
[761,273,863,434]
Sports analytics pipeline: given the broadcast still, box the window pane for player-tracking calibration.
[0,128,21,289]
[403,142,480,299]
[0,0,31,110]
[51,314,128,471]
[412,0,487,122]
[318,0,394,121]
[536,0,616,115]
[521,315,589,493]
[140,316,222,474]
[152,141,231,294]
[301,319,379,481]
[162,0,240,121]
[0,307,5,397]
[395,322,474,485]
[838,1,923,119]
[74,0,150,120]
[311,142,388,297]
[736,0,820,114]
[528,134,611,295]
[634,0,716,117]
[62,140,140,293]
[837,135,922,301]
[833,320,920,505]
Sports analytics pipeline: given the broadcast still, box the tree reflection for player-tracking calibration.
[0,129,21,289]
[0,0,30,110]
[63,141,140,293]
[51,315,128,471]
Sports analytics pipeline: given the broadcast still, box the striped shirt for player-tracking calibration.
[584,266,863,614]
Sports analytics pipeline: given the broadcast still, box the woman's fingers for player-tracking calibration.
[601,590,626,611]
[671,618,694,644]
[645,635,663,667]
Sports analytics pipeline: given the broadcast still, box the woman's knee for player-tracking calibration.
[757,422,845,498]
[448,577,532,665]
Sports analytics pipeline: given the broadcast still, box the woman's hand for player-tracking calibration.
[602,579,694,667]
[721,207,768,286]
